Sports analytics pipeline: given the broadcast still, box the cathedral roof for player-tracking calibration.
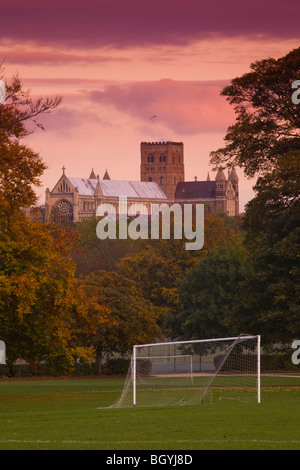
[175,181,216,199]
[68,178,167,199]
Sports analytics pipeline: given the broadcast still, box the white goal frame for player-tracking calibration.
[132,335,261,407]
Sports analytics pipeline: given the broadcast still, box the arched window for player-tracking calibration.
[51,199,73,222]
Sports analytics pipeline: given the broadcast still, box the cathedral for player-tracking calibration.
[45,141,239,222]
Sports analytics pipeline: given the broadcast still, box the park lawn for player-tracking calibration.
[0,376,299,450]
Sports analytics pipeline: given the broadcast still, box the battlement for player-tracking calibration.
[141,141,183,146]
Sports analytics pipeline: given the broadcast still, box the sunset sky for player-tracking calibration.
[1,0,300,210]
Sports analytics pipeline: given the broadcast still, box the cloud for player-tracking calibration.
[0,49,129,66]
[89,79,235,134]
[1,0,299,49]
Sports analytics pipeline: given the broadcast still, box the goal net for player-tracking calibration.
[107,334,260,408]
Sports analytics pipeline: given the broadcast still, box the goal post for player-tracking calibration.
[107,334,261,408]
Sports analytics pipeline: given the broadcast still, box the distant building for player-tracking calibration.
[174,167,239,217]
[140,141,184,199]
[45,167,167,222]
[44,142,239,222]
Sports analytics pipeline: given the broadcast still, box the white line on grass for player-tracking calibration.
[1,439,300,445]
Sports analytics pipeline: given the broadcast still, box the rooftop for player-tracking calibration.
[68,178,168,199]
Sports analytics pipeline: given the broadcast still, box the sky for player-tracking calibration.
[1,0,300,211]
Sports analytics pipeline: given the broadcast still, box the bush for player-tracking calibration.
[213,354,244,371]
[261,353,300,372]
[213,353,300,372]
[105,358,130,375]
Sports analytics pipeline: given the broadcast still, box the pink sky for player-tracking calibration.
[1,0,299,211]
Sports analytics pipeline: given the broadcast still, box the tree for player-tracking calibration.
[0,65,61,225]
[210,47,300,177]
[209,48,300,345]
[0,66,61,140]
[79,270,162,373]
[117,212,242,332]
[240,151,300,344]
[165,242,254,341]
[72,216,138,276]
[0,218,110,375]
[0,67,112,374]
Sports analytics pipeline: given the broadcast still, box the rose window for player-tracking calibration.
[55,200,73,219]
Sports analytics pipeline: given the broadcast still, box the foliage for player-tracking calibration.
[0,217,110,375]
[117,212,242,330]
[72,216,139,276]
[208,48,300,345]
[240,151,300,344]
[166,242,254,340]
[0,67,111,375]
[79,270,162,372]
[210,47,300,177]
[0,66,61,224]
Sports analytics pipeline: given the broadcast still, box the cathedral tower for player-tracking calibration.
[215,167,227,212]
[228,167,239,215]
[140,141,185,198]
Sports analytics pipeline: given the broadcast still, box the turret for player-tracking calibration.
[228,167,239,215]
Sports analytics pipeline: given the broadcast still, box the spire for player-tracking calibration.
[89,168,96,179]
[228,167,239,182]
[103,169,110,180]
[215,167,226,181]
[206,172,210,181]
[95,175,102,197]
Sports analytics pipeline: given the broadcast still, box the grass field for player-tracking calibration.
[0,374,300,451]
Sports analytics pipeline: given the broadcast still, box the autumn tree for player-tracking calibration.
[72,216,138,276]
[0,67,111,374]
[79,270,162,373]
[0,66,61,225]
[0,219,111,375]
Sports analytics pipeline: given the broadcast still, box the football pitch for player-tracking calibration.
[0,375,299,451]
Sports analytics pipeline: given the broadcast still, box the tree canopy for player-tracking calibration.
[210,47,300,177]
[207,48,300,345]
[0,67,110,374]
[79,270,162,372]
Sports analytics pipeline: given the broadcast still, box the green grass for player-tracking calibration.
[0,375,300,450]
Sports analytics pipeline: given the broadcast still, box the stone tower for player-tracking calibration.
[140,141,185,198]
[228,167,239,215]
[215,167,227,212]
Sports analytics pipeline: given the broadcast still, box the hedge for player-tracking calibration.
[0,354,298,378]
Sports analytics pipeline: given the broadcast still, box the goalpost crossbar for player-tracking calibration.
[133,335,257,349]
